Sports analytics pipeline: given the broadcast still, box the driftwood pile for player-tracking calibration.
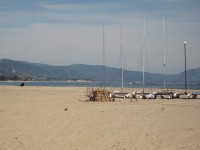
[86,88,114,102]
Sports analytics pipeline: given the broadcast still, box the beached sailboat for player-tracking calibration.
[159,17,177,98]
[146,17,180,99]
[146,17,174,99]
[111,25,133,99]
[135,20,151,99]
[162,16,167,90]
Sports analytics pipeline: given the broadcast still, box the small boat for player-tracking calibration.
[134,91,149,99]
[146,91,180,99]
[110,91,132,99]
[188,91,200,99]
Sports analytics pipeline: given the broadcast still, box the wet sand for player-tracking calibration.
[0,86,200,150]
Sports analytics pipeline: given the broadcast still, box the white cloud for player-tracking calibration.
[41,3,123,11]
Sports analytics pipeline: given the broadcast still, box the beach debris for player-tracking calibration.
[64,107,68,111]
[86,88,114,102]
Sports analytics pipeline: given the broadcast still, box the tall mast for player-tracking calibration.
[142,20,146,93]
[184,41,187,93]
[121,24,124,92]
[162,16,166,90]
[103,24,106,87]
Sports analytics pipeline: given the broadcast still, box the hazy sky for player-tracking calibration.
[0,0,200,74]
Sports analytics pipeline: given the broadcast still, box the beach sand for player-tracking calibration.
[0,86,200,150]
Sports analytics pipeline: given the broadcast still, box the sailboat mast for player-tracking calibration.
[103,24,106,87]
[121,24,124,91]
[162,17,166,90]
[142,20,146,93]
[184,41,187,93]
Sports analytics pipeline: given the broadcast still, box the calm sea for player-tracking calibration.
[0,81,200,90]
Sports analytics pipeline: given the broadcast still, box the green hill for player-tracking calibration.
[0,59,199,84]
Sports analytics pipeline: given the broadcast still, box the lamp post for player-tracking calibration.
[184,41,187,94]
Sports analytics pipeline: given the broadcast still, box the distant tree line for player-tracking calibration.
[0,75,21,81]
[0,75,91,81]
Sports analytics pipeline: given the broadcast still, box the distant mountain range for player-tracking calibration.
[0,58,200,84]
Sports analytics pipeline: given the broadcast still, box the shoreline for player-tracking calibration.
[0,80,200,90]
[0,79,94,82]
[0,84,198,92]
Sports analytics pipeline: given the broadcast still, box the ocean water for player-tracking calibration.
[0,81,96,87]
[0,81,200,90]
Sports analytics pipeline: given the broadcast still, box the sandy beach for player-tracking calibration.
[0,86,200,150]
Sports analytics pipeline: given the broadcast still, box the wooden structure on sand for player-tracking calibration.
[86,88,114,102]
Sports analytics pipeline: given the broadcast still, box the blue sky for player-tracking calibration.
[0,0,200,74]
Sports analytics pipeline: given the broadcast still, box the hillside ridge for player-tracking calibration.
[0,59,200,83]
